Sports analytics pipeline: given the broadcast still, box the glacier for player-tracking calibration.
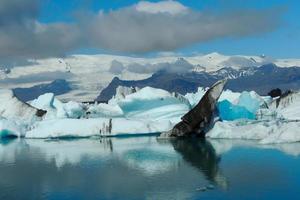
[0,85,299,144]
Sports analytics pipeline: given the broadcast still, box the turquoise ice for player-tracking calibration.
[218,100,256,121]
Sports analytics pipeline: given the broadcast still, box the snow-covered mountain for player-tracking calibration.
[96,63,300,101]
[2,52,300,101]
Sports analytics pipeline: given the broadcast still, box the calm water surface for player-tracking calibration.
[0,137,300,200]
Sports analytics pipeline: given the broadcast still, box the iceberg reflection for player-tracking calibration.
[0,137,300,200]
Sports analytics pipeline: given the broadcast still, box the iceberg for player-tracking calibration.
[218,100,256,121]
[105,86,190,120]
[0,89,46,123]
[237,91,261,114]
[30,93,84,119]
[217,91,266,121]
[63,101,85,119]
[86,103,124,118]
[207,120,300,144]
[116,87,190,116]
[26,118,173,138]
[0,117,24,138]
[269,92,300,120]
[0,81,299,143]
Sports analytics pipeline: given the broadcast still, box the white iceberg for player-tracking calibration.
[30,93,84,119]
[0,117,24,138]
[26,118,173,138]
[207,120,300,144]
[270,92,300,120]
[0,89,44,123]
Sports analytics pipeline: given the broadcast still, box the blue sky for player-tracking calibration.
[1,0,300,61]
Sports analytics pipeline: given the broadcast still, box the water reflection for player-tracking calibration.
[0,137,300,200]
[170,139,228,189]
[0,138,211,199]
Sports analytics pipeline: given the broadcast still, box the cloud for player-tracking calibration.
[0,0,81,63]
[109,60,125,74]
[135,0,188,15]
[127,58,194,74]
[0,0,284,64]
[84,4,282,53]
[0,71,73,85]
[0,0,38,25]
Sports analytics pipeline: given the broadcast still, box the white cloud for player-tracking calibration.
[135,0,188,15]
[127,58,194,74]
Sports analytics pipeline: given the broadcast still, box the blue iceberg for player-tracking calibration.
[218,100,256,121]
[217,91,261,121]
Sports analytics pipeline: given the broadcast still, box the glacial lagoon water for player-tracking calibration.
[0,137,300,200]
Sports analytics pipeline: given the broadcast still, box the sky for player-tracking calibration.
[0,0,300,67]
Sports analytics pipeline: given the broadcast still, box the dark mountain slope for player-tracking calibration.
[97,64,300,101]
[13,79,72,102]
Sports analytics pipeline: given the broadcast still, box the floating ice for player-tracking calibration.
[217,91,265,121]
[0,117,24,138]
[269,92,300,120]
[115,87,190,119]
[30,93,84,119]
[0,89,44,123]
[237,91,261,114]
[86,103,124,118]
[63,101,84,119]
[218,100,256,121]
[207,120,300,144]
[30,93,55,110]
[26,118,173,138]
[0,86,299,143]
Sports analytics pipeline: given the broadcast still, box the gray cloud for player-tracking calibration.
[84,7,282,53]
[127,58,194,74]
[0,0,284,64]
[109,60,125,74]
[0,0,38,25]
[0,0,81,63]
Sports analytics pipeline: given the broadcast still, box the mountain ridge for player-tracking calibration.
[96,64,300,101]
